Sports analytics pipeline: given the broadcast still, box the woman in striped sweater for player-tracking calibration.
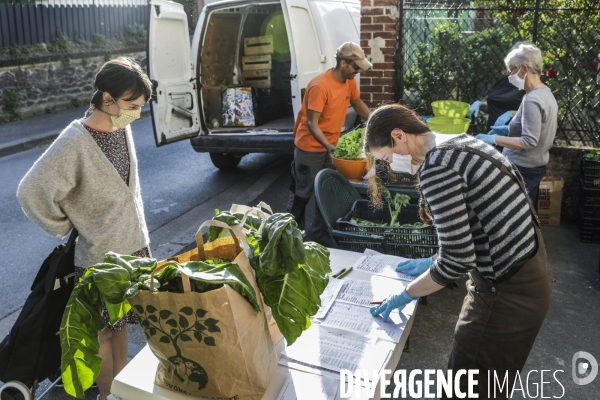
[365,104,552,398]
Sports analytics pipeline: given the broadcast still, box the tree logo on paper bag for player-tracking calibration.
[133,304,221,390]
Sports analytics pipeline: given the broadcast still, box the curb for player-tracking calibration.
[0,108,151,158]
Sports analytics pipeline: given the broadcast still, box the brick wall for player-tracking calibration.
[360,0,398,109]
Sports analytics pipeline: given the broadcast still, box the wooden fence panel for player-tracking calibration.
[83,6,91,42]
[76,6,85,41]
[0,3,148,49]
[41,5,51,44]
[34,4,44,44]
[66,5,74,40]
[109,6,116,39]
[21,4,31,45]
[14,5,23,46]
[59,5,67,38]
[100,6,109,38]
[0,4,10,48]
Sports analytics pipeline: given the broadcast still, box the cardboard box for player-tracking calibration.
[537,176,564,226]
[242,70,273,89]
[244,35,274,55]
[242,55,272,71]
[221,87,255,127]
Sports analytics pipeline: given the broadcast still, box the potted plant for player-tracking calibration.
[333,127,367,181]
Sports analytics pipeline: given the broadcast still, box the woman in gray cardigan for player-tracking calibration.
[17,57,152,400]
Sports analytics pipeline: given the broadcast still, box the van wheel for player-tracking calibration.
[209,153,243,170]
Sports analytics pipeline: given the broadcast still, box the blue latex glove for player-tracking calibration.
[476,133,497,145]
[467,100,482,118]
[493,111,513,126]
[489,125,510,136]
[370,289,417,322]
[396,256,434,276]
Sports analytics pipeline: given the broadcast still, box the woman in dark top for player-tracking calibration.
[467,42,531,131]
[479,75,526,130]
[366,104,552,398]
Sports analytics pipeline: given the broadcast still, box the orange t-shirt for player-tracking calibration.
[293,69,360,152]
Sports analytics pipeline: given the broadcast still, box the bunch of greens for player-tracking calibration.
[381,187,412,226]
[59,253,259,399]
[584,150,600,162]
[207,209,264,241]
[216,212,331,345]
[350,217,425,229]
[333,127,365,160]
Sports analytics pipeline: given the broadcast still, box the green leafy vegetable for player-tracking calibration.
[207,210,264,241]
[256,242,330,345]
[60,253,258,399]
[258,214,305,276]
[333,128,365,160]
[212,211,331,345]
[584,150,600,161]
[380,187,411,226]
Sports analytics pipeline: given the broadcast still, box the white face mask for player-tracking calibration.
[390,153,420,175]
[508,67,527,91]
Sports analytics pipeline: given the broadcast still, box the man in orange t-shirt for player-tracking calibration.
[287,42,371,246]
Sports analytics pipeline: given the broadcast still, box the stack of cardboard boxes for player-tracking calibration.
[242,35,274,89]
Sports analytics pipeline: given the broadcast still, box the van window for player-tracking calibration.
[288,6,321,74]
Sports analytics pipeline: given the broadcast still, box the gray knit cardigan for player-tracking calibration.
[17,119,150,268]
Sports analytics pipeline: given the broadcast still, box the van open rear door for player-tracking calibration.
[280,0,326,117]
[149,0,200,147]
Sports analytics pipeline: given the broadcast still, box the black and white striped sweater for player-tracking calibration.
[419,134,537,285]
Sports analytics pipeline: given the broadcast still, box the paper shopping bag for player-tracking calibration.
[538,176,564,226]
[129,220,277,400]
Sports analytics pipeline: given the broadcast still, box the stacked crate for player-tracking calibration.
[579,151,600,243]
[242,35,274,89]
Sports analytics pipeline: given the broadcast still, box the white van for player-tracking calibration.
[148,0,361,169]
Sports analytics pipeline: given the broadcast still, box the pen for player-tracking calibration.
[336,267,353,279]
[370,301,383,305]
[332,268,346,278]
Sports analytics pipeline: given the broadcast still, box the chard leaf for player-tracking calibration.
[208,211,264,241]
[259,214,305,276]
[257,242,330,345]
[60,265,132,398]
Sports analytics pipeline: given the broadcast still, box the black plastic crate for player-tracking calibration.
[336,199,438,258]
[580,225,600,244]
[375,160,417,188]
[579,185,600,219]
[581,158,600,177]
[580,157,600,189]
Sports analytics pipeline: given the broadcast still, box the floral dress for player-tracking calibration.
[74,124,150,331]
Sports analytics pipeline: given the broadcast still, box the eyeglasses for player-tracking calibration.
[507,66,519,75]
[345,59,362,71]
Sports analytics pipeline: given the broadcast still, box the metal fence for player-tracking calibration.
[395,0,600,148]
[0,0,148,49]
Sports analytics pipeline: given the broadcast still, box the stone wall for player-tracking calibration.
[0,49,146,121]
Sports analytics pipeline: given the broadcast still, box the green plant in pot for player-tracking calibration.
[333,127,367,181]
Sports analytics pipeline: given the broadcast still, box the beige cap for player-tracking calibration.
[335,42,373,70]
